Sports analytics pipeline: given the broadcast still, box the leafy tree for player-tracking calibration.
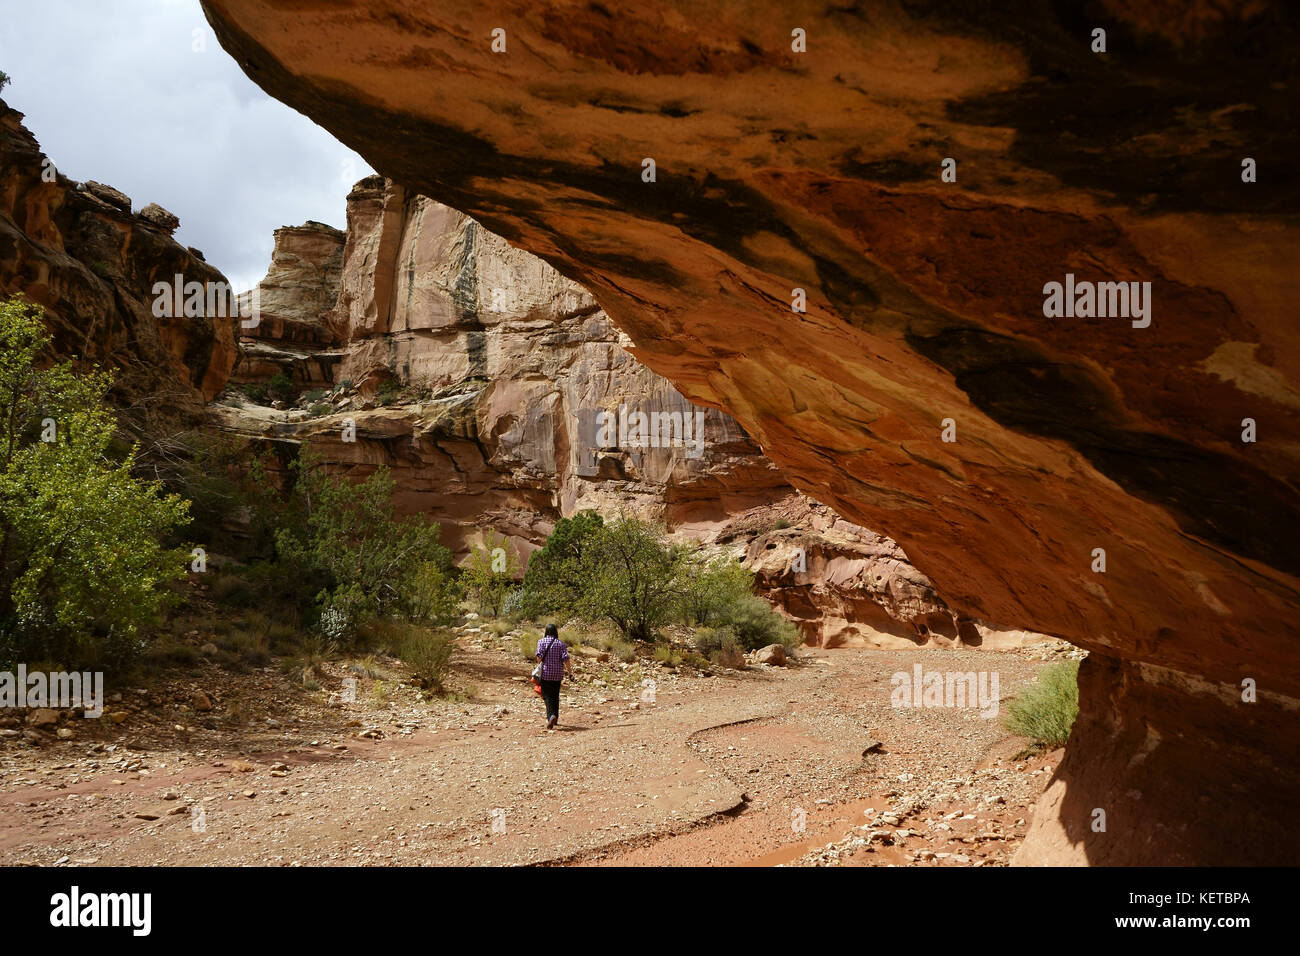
[274,445,452,635]
[461,530,522,617]
[521,510,603,616]
[678,553,754,626]
[402,559,461,625]
[0,296,190,667]
[578,517,688,642]
[0,71,10,94]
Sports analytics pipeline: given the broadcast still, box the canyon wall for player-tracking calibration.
[0,97,237,426]
[220,178,1008,648]
[201,0,1300,864]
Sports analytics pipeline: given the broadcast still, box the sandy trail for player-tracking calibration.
[0,639,1064,866]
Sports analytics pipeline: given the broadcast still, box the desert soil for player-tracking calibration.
[0,631,1074,867]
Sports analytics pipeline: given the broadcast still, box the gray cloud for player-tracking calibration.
[0,0,373,291]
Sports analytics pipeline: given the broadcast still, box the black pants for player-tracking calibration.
[540,680,562,722]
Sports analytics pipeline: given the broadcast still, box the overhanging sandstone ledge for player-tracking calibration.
[200,0,1300,864]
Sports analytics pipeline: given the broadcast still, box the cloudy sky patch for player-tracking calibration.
[0,0,373,291]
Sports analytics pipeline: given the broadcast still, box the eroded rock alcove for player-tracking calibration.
[199,0,1300,864]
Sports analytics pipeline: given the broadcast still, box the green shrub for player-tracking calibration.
[1002,660,1080,749]
[720,593,801,653]
[520,511,603,616]
[400,559,460,625]
[694,626,736,657]
[309,403,332,417]
[577,517,688,642]
[274,445,452,641]
[135,434,281,561]
[708,632,745,670]
[652,644,683,667]
[393,624,456,694]
[678,555,753,626]
[696,626,745,668]
[267,371,295,403]
[0,297,190,669]
[242,382,269,404]
[460,530,521,617]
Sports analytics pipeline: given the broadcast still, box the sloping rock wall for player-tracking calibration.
[201,0,1300,864]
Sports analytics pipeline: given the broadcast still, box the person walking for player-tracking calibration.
[534,623,570,730]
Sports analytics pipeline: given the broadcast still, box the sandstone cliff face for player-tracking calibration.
[231,221,346,390]
[0,97,237,422]
[221,177,1039,648]
[202,0,1300,864]
[218,179,793,556]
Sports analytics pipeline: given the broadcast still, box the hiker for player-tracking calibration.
[534,623,571,730]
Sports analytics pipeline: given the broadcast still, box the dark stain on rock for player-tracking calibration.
[907,324,1300,575]
[914,0,1300,213]
[837,152,932,184]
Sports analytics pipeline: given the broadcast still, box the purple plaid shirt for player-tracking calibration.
[535,636,569,681]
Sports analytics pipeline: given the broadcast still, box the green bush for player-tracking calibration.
[678,555,753,626]
[392,624,456,694]
[652,644,683,667]
[577,517,688,642]
[520,511,603,617]
[702,627,745,669]
[720,593,801,653]
[242,382,269,404]
[401,559,460,625]
[0,297,190,669]
[273,444,452,642]
[267,371,295,404]
[136,433,281,561]
[1002,660,1080,749]
[460,530,521,617]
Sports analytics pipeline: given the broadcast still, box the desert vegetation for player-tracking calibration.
[505,511,801,667]
[1002,660,1080,750]
[0,292,795,697]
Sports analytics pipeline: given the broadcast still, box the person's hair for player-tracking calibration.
[544,623,559,639]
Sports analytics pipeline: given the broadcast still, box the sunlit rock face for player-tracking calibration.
[217,179,794,553]
[202,0,1300,863]
[0,98,237,421]
[232,221,347,389]
[222,178,1045,650]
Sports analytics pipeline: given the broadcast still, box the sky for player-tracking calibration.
[0,0,374,292]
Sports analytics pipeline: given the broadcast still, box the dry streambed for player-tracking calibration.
[0,631,1069,866]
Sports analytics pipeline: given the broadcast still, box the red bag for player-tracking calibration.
[530,676,543,696]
